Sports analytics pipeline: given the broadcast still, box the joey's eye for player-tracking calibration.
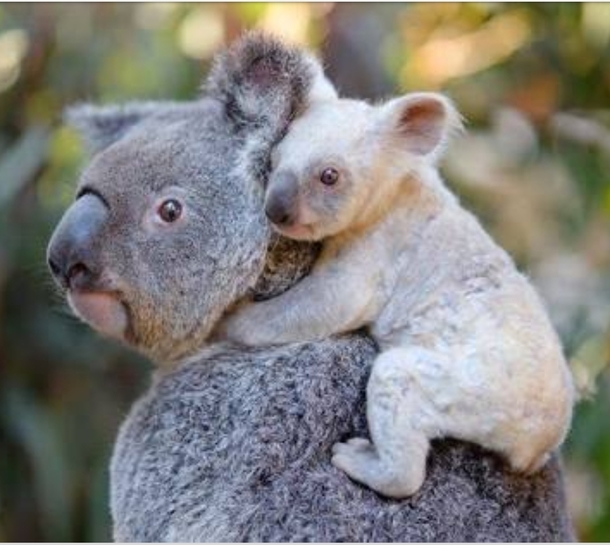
[320,167,339,186]
[158,199,183,223]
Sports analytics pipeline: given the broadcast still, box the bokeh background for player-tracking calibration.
[0,2,608,542]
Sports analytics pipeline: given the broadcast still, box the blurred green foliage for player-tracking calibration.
[0,3,608,542]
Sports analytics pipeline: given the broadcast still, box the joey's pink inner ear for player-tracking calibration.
[398,97,446,156]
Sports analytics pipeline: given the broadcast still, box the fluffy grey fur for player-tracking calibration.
[113,338,574,542]
[54,34,575,541]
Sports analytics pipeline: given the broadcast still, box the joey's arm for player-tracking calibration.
[220,255,380,346]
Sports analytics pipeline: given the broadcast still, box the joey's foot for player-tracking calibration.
[511,450,551,476]
[331,437,422,499]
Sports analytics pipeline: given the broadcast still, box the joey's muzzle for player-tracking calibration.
[265,170,299,226]
[47,193,108,291]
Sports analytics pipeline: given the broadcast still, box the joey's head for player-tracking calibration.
[46,33,332,365]
[265,92,462,241]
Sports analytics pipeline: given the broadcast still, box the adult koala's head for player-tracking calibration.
[47,34,337,365]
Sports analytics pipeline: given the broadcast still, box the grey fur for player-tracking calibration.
[206,30,314,130]
[64,101,184,153]
[113,337,574,542]
[53,34,575,541]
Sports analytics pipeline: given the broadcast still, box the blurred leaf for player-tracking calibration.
[86,457,112,542]
[1,386,72,541]
[571,335,610,399]
[0,127,49,209]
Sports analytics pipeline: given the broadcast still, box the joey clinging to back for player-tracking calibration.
[222,91,574,498]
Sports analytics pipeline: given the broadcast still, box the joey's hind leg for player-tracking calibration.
[332,347,439,498]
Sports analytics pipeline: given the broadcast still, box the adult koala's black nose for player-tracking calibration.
[265,170,299,226]
[47,193,108,291]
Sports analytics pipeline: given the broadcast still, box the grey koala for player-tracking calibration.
[47,34,575,541]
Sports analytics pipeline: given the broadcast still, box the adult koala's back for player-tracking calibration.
[47,35,574,541]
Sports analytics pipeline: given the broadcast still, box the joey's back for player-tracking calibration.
[368,189,513,344]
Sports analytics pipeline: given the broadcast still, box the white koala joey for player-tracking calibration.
[219,90,575,498]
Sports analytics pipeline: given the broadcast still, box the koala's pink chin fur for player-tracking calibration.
[68,291,128,340]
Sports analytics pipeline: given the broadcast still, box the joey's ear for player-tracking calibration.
[64,101,174,154]
[381,93,463,162]
[205,31,337,128]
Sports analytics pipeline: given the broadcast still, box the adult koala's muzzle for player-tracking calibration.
[47,193,129,340]
[47,193,108,291]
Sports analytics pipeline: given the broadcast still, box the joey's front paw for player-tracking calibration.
[212,305,273,347]
[212,314,250,345]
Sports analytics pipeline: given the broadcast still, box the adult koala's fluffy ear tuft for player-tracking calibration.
[205,33,337,190]
[206,31,337,130]
[64,101,179,154]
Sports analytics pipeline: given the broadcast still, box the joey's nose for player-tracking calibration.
[265,171,299,226]
[265,200,294,226]
[47,193,108,291]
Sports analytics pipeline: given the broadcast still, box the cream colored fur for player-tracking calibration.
[220,92,575,498]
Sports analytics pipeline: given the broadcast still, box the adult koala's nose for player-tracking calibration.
[265,170,299,226]
[47,193,109,291]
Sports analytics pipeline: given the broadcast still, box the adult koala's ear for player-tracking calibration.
[205,31,337,130]
[380,92,464,164]
[64,101,178,154]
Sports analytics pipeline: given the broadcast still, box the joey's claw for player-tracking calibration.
[332,442,346,455]
[344,437,373,450]
[332,438,374,455]
[331,443,379,482]
[217,314,272,347]
[214,315,237,339]
[208,320,229,343]
[211,315,247,345]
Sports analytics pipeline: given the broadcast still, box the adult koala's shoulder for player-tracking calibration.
[56,34,575,541]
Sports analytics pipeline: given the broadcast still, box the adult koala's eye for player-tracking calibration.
[158,199,183,223]
[320,167,339,186]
